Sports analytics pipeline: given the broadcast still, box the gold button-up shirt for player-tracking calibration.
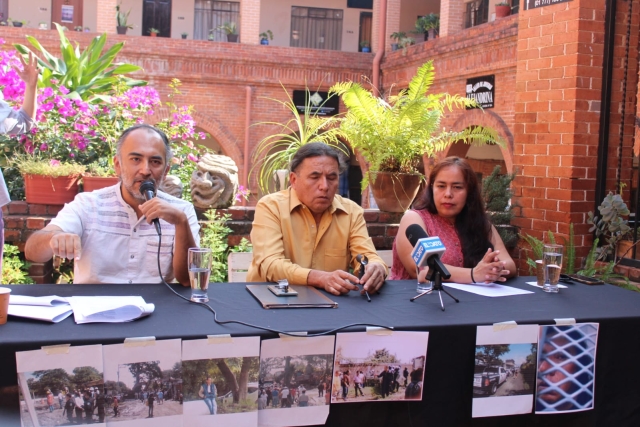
[247,189,387,284]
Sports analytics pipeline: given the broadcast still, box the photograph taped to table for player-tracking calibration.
[472,325,539,418]
[182,337,260,427]
[535,323,599,414]
[259,335,334,427]
[15,344,106,427]
[332,331,429,403]
[102,339,182,426]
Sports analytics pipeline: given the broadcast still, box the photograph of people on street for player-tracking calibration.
[472,324,539,418]
[259,336,334,427]
[103,339,182,426]
[331,331,429,403]
[535,323,598,414]
[16,344,106,427]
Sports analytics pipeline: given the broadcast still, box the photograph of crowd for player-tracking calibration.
[19,366,106,426]
[473,344,538,398]
[331,331,429,403]
[182,356,260,415]
[535,323,598,413]
[103,339,183,425]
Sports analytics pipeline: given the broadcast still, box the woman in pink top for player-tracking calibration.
[390,157,516,283]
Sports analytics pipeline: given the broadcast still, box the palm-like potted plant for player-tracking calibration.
[414,13,439,41]
[251,85,345,194]
[259,30,273,45]
[360,40,371,53]
[330,61,501,212]
[216,22,238,42]
[115,2,133,35]
[389,32,406,51]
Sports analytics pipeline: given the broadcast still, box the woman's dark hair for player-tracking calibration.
[413,157,493,268]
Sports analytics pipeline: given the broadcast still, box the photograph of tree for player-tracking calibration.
[103,339,182,426]
[472,325,539,418]
[259,336,334,427]
[16,344,106,427]
[332,331,429,403]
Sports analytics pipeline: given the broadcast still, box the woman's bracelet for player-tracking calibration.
[470,268,476,284]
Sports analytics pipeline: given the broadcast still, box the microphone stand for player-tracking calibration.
[410,257,459,311]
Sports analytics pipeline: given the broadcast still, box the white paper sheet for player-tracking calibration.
[8,304,73,323]
[67,296,154,323]
[525,281,568,289]
[443,283,534,297]
[9,295,69,306]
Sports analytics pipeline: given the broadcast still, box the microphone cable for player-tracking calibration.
[154,235,393,337]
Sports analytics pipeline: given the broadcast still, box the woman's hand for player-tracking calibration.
[473,249,510,283]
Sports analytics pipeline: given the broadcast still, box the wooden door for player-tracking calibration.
[143,0,171,37]
[358,12,372,52]
[51,0,83,31]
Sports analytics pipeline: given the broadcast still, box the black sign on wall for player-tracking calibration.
[466,75,495,109]
[525,0,572,10]
[292,90,339,116]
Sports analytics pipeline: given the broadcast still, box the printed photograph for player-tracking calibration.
[103,339,182,425]
[182,357,260,414]
[472,324,539,418]
[535,323,599,413]
[332,331,429,403]
[16,344,105,427]
[259,354,333,409]
[259,335,334,427]
[473,344,537,397]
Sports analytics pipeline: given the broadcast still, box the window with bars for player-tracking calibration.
[194,1,240,41]
[290,7,343,51]
[464,0,489,29]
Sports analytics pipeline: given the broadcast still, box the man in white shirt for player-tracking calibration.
[25,125,199,285]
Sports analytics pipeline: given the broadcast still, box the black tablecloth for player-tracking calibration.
[1,278,639,426]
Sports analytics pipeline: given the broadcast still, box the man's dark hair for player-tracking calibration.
[116,124,173,164]
[290,142,348,174]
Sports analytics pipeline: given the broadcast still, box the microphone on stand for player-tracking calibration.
[139,181,162,236]
[405,224,450,279]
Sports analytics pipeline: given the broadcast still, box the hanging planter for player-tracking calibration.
[369,172,422,213]
[24,174,81,205]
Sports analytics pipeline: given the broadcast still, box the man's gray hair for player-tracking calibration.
[115,124,173,164]
[290,142,348,174]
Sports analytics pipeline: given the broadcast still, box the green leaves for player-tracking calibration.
[14,23,144,100]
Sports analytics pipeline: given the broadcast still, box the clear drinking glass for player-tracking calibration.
[543,244,563,293]
[188,248,212,303]
[416,266,433,293]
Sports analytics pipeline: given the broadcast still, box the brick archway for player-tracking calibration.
[446,109,514,174]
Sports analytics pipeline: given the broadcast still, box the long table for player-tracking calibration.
[1,278,639,426]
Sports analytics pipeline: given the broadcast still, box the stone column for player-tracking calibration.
[240,0,261,45]
[97,0,118,34]
[439,0,465,37]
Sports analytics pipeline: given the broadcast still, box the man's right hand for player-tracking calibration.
[308,270,360,295]
[50,232,82,261]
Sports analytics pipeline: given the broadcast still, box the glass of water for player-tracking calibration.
[416,266,433,293]
[543,244,563,293]
[188,248,212,303]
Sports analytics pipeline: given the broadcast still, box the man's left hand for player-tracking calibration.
[359,262,386,293]
[139,198,188,226]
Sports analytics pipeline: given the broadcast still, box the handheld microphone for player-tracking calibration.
[139,181,162,236]
[405,224,450,279]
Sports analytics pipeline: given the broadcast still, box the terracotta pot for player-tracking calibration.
[369,172,422,213]
[82,175,120,192]
[150,32,157,37]
[24,174,80,205]
[495,5,511,18]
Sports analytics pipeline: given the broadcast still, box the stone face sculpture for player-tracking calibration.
[159,175,184,198]
[190,153,239,209]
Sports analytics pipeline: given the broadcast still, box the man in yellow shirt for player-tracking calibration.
[247,142,387,295]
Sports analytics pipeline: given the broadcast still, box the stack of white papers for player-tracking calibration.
[8,295,73,323]
[67,296,155,324]
[443,282,534,297]
[8,295,155,324]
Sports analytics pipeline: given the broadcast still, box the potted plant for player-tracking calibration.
[588,192,633,261]
[74,26,83,32]
[115,2,133,34]
[251,85,345,194]
[39,22,49,30]
[259,30,273,45]
[389,32,406,51]
[9,19,27,28]
[495,2,511,18]
[181,32,188,39]
[15,158,85,205]
[360,40,371,53]
[398,36,415,55]
[149,28,160,37]
[216,22,238,42]
[330,61,500,212]
[482,165,519,251]
[414,14,439,41]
